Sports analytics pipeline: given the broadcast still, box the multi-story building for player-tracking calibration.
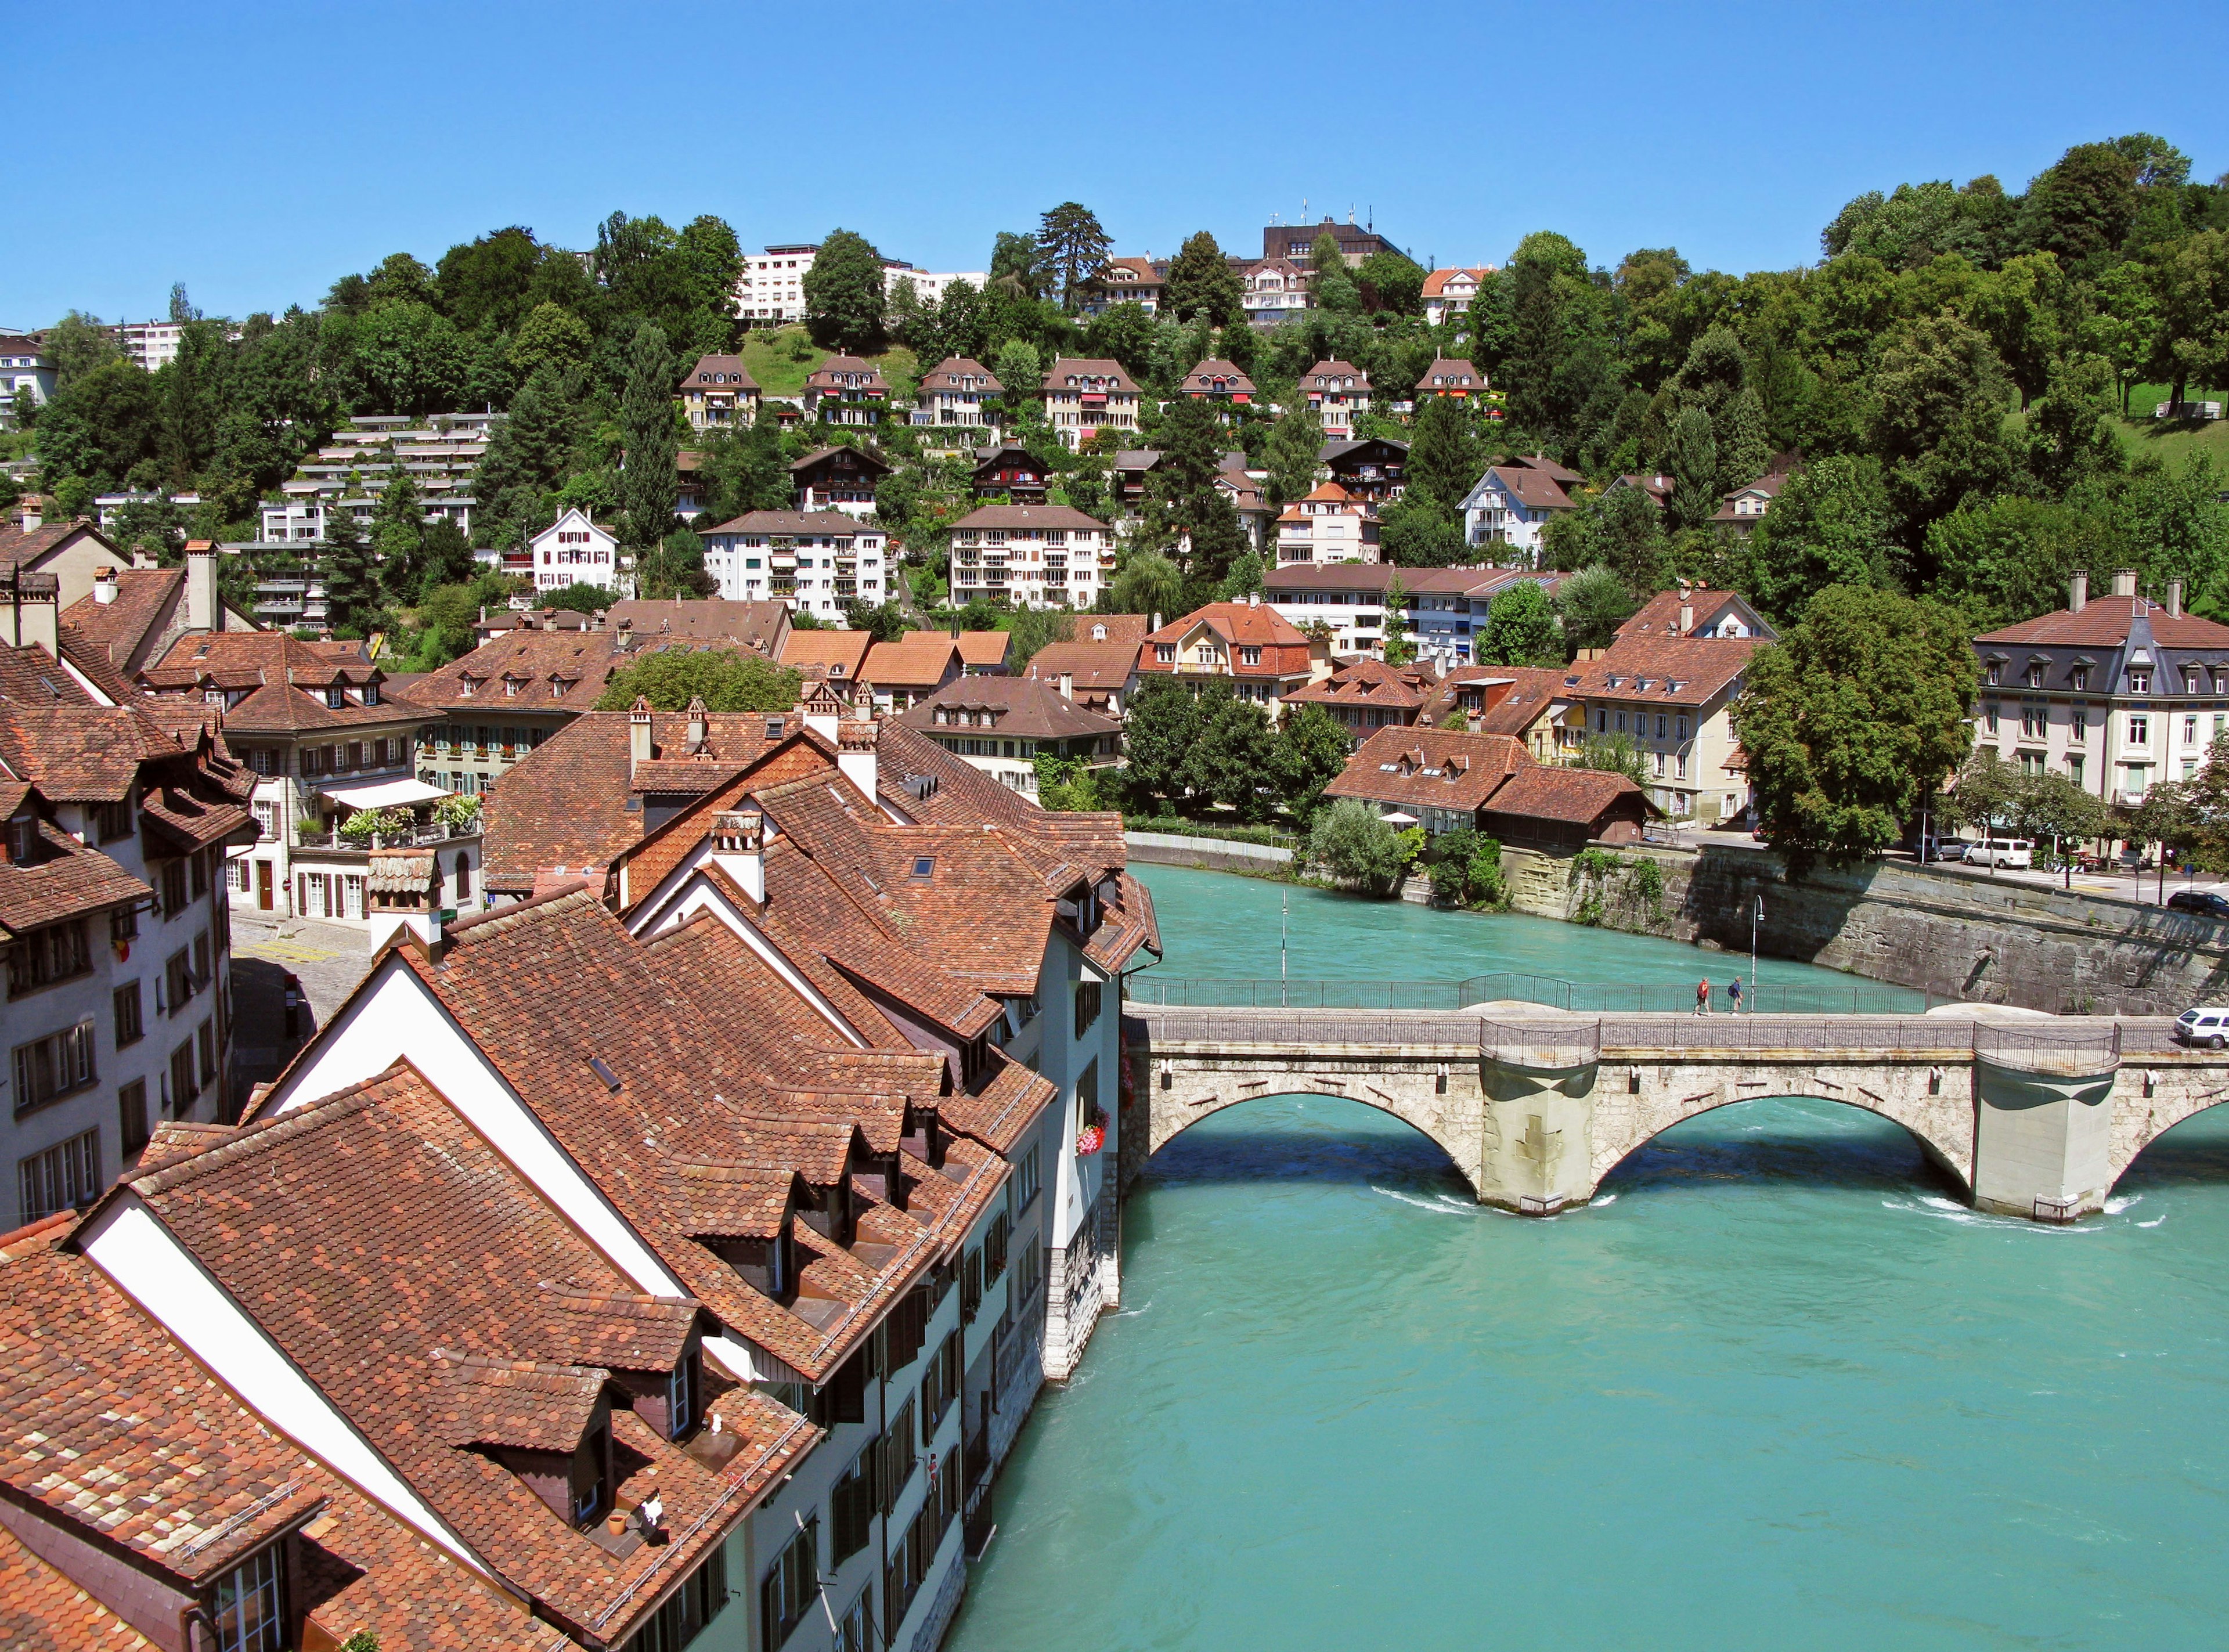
[791,444,892,520]
[1426,664,1581,761]
[1038,358,1144,451]
[738,241,820,323]
[972,441,1052,503]
[1281,657,1441,745]
[1179,358,1256,408]
[1321,435,1408,503]
[1570,633,1760,823]
[1970,571,2229,805]
[803,356,890,426]
[699,508,888,617]
[1022,615,1150,715]
[889,266,991,306]
[1302,359,1370,441]
[1713,470,1790,535]
[1263,215,1404,266]
[861,635,962,710]
[0,601,255,1230]
[894,675,1124,795]
[0,331,53,427]
[117,318,187,371]
[1460,457,1582,564]
[1325,724,1653,847]
[1415,356,1487,399]
[1421,267,1496,329]
[1078,257,1165,315]
[1275,481,1380,565]
[916,356,1004,431]
[524,507,623,594]
[1243,258,1311,325]
[270,411,493,537]
[136,630,478,926]
[0,518,128,607]
[1265,562,1563,666]
[1138,598,1326,716]
[61,549,255,677]
[947,503,1114,609]
[679,352,761,431]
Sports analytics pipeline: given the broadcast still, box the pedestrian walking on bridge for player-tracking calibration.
[1695,977,1711,1016]
[1728,976,1744,1013]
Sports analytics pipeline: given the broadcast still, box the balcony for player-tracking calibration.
[293,822,481,852]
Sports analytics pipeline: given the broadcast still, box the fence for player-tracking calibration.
[1125,973,1929,1015]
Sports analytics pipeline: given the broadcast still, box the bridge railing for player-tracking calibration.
[1971,1021,2122,1076]
[1125,974,1929,1015]
[1479,1018,1603,1070]
[1138,1009,1489,1048]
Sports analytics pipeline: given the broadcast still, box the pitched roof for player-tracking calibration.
[1417,356,1483,387]
[954,630,1011,668]
[780,628,875,678]
[1614,585,1774,643]
[1038,358,1141,394]
[604,597,789,652]
[683,353,758,391]
[787,445,892,478]
[1508,452,1586,485]
[0,522,121,571]
[893,676,1123,741]
[861,637,961,688]
[1477,464,1577,513]
[950,503,1108,533]
[803,356,888,392]
[57,567,183,666]
[1480,762,1653,826]
[1575,635,1759,706]
[141,632,413,733]
[1023,639,1141,697]
[921,356,1002,394]
[1303,360,1368,384]
[1324,727,1531,813]
[1974,596,2229,648]
[1181,359,1256,394]
[699,509,870,537]
[1145,603,1311,651]
[1281,657,1439,712]
[1424,665,1575,735]
[1420,266,1494,296]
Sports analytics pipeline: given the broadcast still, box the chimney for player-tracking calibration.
[2069,571,2087,614]
[2112,569,2138,598]
[1150,612,1162,633]
[685,694,708,751]
[92,566,118,605]
[1058,672,1074,701]
[836,719,878,799]
[1679,602,1693,634]
[710,809,765,903]
[131,545,159,570]
[628,696,653,779]
[2169,579,2184,618]
[1,571,60,659]
[185,541,217,632]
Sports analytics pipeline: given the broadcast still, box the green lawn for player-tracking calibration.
[740,326,827,398]
[2111,380,2229,470]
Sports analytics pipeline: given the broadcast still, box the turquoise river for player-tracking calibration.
[943,865,2229,1651]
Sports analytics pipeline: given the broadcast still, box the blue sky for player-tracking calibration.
[12,0,2228,326]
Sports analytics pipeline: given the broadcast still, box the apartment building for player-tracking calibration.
[916,356,1004,430]
[1264,562,1562,666]
[1138,599,1326,717]
[1301,359,1370,441]
[1262,215,1404,266]
[0,604,255,1229]
[1275,481,1380,565]
[1179,358,1256,407]
[1971,571,2229,805]
[804,356,890,427]
[894,675,1124,796]
[1039,358,1144,451]
[1460,456,1583,564]
[739,241,820,323]
[1570,633,1759,823]
[1243,258,1311,325]
[948,503,1114,609]
[265,411,493,542]
[1021,615,1151,715]
[699,508,888,617]
[680,352,762,431]
[890,266,991,306]
[0,332,53,427]
[1280,657,1441,745]
[1077,257,1166,315]
[525,507,623,594]
[792,445,893,520]
[1421,267,1496,328]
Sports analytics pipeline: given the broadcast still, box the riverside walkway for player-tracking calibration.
[1124,996,2228,1222]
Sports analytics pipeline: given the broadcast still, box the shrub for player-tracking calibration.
[1305,799,1416,896]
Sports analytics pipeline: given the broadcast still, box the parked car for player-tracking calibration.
[2174,1007,2229,1048]
[1966,837,2034,868]
[2167,888,2229,919]
[1923,839,1970,863]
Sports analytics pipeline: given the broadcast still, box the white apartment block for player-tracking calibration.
[699,510,886,619]
[947,504,1112,608]
[526,508,622,594]
[738,243,820,323]
[0,334,54,428]
[890,268,989,306]
[1275,482,1380,565]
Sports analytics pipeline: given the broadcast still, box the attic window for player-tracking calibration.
[765,718,784,738]
[588,1056,621,1091]
[911,856,935,880]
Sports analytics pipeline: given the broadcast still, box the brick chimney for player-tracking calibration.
[185,540,218,632]
[2069,571,2087,614]
[2112,569,2138,597]
[710,809,765,902]
[628,696,653,779]
[2169,579,2184,618]
[836,719,878,799]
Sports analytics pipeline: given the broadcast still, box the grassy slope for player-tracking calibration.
[738,325,919,402]
[2111,380,2229,470]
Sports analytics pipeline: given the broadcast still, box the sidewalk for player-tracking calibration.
[227,914,376,1098]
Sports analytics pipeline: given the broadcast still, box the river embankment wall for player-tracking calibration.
[1506,842,2229,1016]
[1123,831,1293,875]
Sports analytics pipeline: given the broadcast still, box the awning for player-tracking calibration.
[1380,810,1419,825]
[322,778,447,810]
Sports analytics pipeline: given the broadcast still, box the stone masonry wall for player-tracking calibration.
[1497,842,2229,1016]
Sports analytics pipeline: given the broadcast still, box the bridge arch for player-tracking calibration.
[2107,1077,2229,1193]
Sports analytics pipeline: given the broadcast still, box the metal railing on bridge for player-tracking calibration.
[1125,973,1932,1016]
[1971,1020,2122,1076]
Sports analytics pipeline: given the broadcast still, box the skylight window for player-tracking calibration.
[911,856,935,879]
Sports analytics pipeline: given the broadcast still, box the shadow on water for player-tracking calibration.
[1137,1092,1473,1197]
[1595,1094,1961,1203]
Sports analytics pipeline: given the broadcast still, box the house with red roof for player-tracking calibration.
[1323,725,1653,846]
[1422,266,1496,329]
[1137,600,1328,719]
[1301,359,1371,441]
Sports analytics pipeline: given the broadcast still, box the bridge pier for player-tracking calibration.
[1971,1055,2120,1220]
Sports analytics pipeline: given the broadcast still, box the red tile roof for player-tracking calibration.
[1974,597,2229,648]
[1575,635,1759,707]
[1323,727,1530,813]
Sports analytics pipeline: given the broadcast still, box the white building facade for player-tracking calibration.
[699,510,887,619]
[526,507,623,594]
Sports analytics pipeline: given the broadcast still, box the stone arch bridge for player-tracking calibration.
[1121,1007,2229,1222]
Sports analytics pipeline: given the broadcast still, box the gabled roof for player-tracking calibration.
[1575,635,1759,706]
[1323,726,1529,813]
[1417,356,1483,387]
[861,636,961,689]
[1481,762,1654,825]
[1508,452,1586,485]
[141,631,413,733]
[1182,358,1256,395]
[1615,585,1776,643]
[1424,664,1575,734]
[1974,597,2229,648]
[1473,464,1577,513]
[683,352,759,391]
[1024,638,1142,697]
[895,676,1123,741]
[1282,657,1439,712]
[1420,266,1495,296]
[949,502,1107,533]
[787,445,892,478]
[802,356,888,392]
[1038,358,1141,394]
[1145,603,1311,652]
[780,628,874,677]
[921,356,1003,394]
[699,508,868,537]
[1303,359,1368,385]
[954,630,1011,668]
[0,522,123,572]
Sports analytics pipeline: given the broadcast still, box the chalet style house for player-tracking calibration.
[679,352,762,431]
[1301,359,1370,440]
[1326,726,1654,847]
[791,445,892,520]
[1138,600,1328,717]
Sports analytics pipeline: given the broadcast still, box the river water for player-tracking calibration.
[944,866,2229,1651]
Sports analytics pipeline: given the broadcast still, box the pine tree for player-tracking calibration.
[1715,384,1772,496]
[321,508,383,638]
[620,322,679,551]
[373,467,425,600]
[1166,230,1243,327]
[1665,406,1720,533]
[473,363,574,548]
[1405,396,1480,513]
[1037,203,1113,312]
[1263,405,1323,508]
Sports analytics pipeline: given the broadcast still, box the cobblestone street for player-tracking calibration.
[228,912,376,1098]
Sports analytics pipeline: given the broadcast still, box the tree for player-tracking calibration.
[989,232,1051,302]
[471,363,574,548]
[1965,251,2075,409]
[1261,405,1323,508]
[1424,827,1507,907]
[372,467,427,600]
[802,230,887,354]
[1082,303,1157,383]
[619,322,679,551]
[509,301,593,376]
[2119,782,2193,900]
[2008,770,2110,886]
[1146,396,1248,585]
[1165,231,1243,327]
[2015,142,2141,267]
[1182,685,1276,820]
[593,647,801,712]
[1307,232,1362,316]
[321,509,384,638]
[1357,251,1426,316]
[1121,673,1201,803]
[1305,798,1415,896]
[540,580,614,615]
[1380,496,1467,568]
[1110,544,1182,620]
[839,600,912,643]
[1267,703,1352,824]
[2151,229,2229,408]
[1405,395,1480,512]
[1004,604,1074,669]
[1732,585,1978,874]
[33,359,159,490]
[1381,573,1416,665]
[43,312,121,390]
[1038,203,1113,312]
[1571,734,1649,784]
[1478,579,1560,666]
[1865,311,2017,553]
[1556,564,1635,652]
[1592,484,1672,594]
[1745,455,1898,625]
[1942,746,2021,841]
[1664,405,1720,532]
[1033,751,1103,811]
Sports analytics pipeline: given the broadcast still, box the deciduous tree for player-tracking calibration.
[1478,578,1561,666]
[593,647,800,711]
[802,230,887,354]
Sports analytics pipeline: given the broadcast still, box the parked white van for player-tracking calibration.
[1967,837,2033,868]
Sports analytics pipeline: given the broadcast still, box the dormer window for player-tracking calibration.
[2071,666,2089,691]
[666,1352,699,1438]
[211,1543,286,1652]
[2029,665,2048,690]
[324,686,344,709]
[570,1423,609,1525]
[1985,663,2001,686]
[2130,668,2152,694]
[363,682,378,706]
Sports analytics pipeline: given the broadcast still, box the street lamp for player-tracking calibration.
[1750,896,1763,1013]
